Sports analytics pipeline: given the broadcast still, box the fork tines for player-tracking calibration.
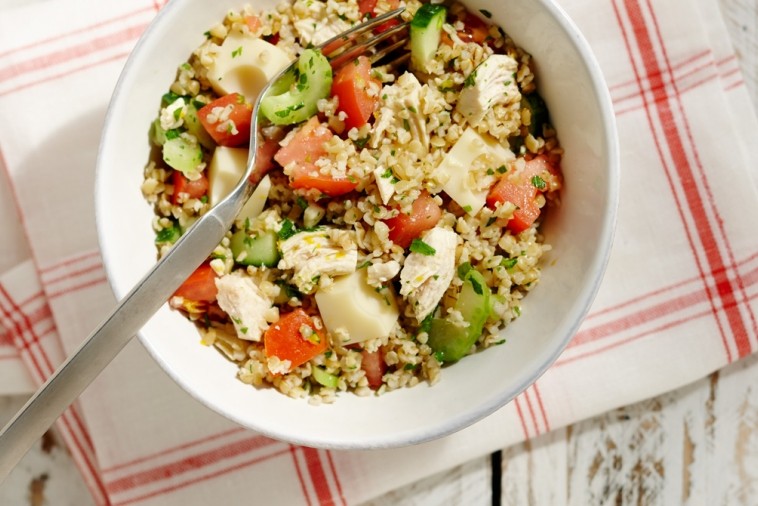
[320,7,410,70]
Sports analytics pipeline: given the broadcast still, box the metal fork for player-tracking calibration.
[0,7,409,481]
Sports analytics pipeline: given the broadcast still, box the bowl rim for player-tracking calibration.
[94,0,620,448]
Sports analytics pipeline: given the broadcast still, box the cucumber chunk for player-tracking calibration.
[410,3,447,69]
[184,101,216,149]
[230,229,280,267]
[260,49,333,125]
[162,136,203,176]
[427,268,491,363]
[312,366,339,388]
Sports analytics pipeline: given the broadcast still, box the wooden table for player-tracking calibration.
[1,0,757,504]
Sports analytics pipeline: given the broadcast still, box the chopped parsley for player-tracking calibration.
[354,136,370,149]
[278,219,296,240]
[155,224,181,244]
[486,168,495,176]
[462,204,473,213]
[501,257,518,269]
[200,195,208,204]
[296,196,309,209]
[420,312,434,334]
[469,276,484,295]
[403,363,418,371]
[408,105,417,113]
[493,339,506,345]
[172,107,183,121]
[480,8,492,18]
[457,262,473,279]
[231,46,243,58]
[497,165,507,174]
[531,175,547,189]
[402,118,411,131]
[357,260,372,269]
[409,239,436,256]
[240,327,248,334]
[165,129,181,140]
[464,68,478,87]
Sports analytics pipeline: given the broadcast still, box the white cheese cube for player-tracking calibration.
[437,128,514,216]
[207,33,291,101]
[315,269,399,345]
[208,146,270,222]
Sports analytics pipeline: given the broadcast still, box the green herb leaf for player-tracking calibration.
[497,165,507,174]
[457,262,473,279]
[480,9,492,18]
[296,196,309,209]
[278,219,296,240]
[501,257,518,269]
[231,46,243,58]
[353,136,370,149]
[409,239,436,256]
[531,175,546,189]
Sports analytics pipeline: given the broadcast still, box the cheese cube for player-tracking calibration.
[437,128,514,215]
[315,270,399,345]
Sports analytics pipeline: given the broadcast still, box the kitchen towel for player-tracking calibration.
[1,0,758,504]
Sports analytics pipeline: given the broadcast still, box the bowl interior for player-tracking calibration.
[95,0,618,448]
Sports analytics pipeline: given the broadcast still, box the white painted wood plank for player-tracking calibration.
[0,395,94,506]
[361,455,492,506]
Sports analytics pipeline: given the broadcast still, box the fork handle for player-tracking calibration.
[0,210,230,482]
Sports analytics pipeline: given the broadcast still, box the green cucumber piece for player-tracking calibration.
[151,118,168,146]
[427,268,491,363]
[162,136,203,176]
[312,366,339,388]
[184,102,216,149]
[230,229,280,267]
[260,49,332,125]
[410,3,446,68]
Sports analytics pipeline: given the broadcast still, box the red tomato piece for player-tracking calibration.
[171,170,209,205]
[361,348,386,389]
[358,0,400,33]
[173,262,218,302]
[384,192,442,248]
[197,93,252,147]
[244,15,261,33]
[289,163,358,196]
[331,56,380,132]
[264,308,329,370]
[274,117,357,196]
[521,155,562,189]
[263,32,280,45]
[458,13,490,44]
[486,178,540,234]
[253,137,280,177]
[274,117,332,167]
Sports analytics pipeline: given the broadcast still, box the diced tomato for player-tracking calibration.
[264,308,329,370]
[361,348,386,389]
[442,12,490,46]
[331,56,380,132]
[289,163,358,196]
[274,117,358,196]
[173,262,218,302]
[263,32,280,45]
[197,93,252,147]
[521,155,562,189]
[253,137,280,177]
[274,117,332,167]
[486,179,539,234]
[486,155,561,234]
[171,171,209,205]
[358,0,400,33]
[458,13,490,44]
[384,192,442,248]
[244,15,261,33]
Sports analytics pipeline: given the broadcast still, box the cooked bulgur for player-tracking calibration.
[142,0,563,403]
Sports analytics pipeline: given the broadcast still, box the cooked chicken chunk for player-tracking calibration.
[456,54,521,124]
[372,73,430,155]
[399,227,459,321]
[367,259,401,287]
[278,228,358,293]
[215,273,272,341]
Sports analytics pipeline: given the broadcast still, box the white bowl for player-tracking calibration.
[95,0,619,449]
